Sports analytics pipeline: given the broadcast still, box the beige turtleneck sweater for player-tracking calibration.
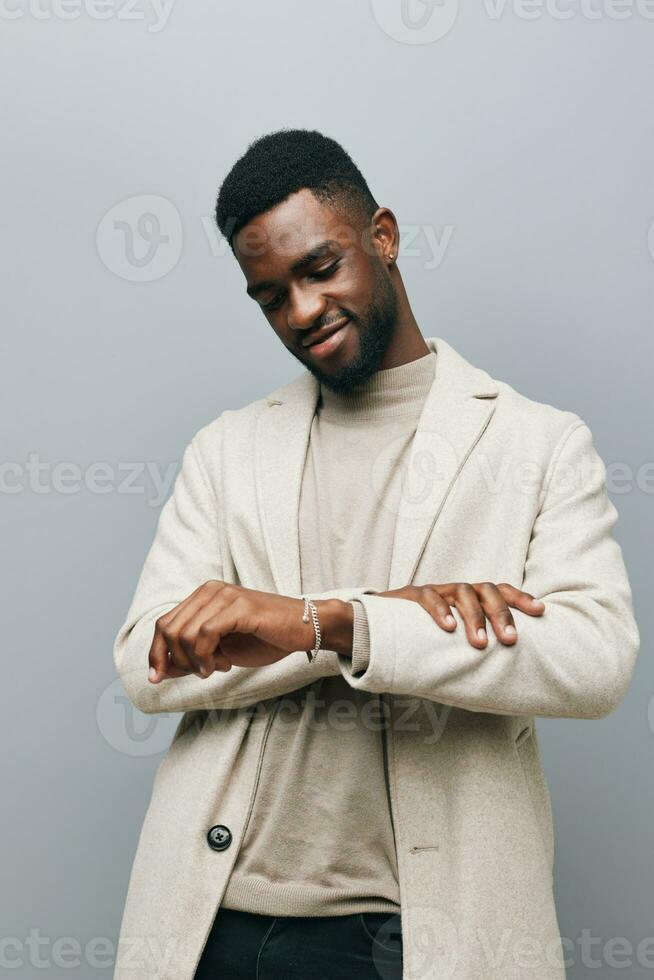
[220,347,438,917]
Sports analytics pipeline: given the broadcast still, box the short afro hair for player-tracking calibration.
[215,128,379,253]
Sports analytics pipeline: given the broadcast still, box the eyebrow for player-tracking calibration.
[245,240,340,299]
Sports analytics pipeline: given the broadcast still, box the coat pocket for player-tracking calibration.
[515,723,533,747]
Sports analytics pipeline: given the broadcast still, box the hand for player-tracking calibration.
[148,582,315,683]
[377,582,544,649]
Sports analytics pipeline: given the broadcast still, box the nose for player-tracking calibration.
[286,284,326,333]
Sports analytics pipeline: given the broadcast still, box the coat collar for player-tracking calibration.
[254,336,498,596]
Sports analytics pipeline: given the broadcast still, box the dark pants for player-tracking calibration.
[193,906,403,980]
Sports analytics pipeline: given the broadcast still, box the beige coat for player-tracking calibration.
[112,336,639,980]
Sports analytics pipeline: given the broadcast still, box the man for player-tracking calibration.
[112,129,639,980]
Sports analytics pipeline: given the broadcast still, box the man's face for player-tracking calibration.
[233,188,398,394]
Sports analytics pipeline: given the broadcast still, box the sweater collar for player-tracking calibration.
[318,349,437,423]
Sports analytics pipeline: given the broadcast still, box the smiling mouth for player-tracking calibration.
[302,318,350,349]
[302,319,351,358]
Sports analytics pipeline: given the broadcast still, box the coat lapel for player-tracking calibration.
[386,336,498,589]
[254,369,319,597]
[254,336,498,597]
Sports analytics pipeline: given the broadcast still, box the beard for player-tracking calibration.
[292,259,398,396]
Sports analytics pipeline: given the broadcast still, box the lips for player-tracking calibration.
[302,318,350,348]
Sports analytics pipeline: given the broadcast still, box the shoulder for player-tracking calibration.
[432,335,590,459]
[489,378,598,488]
[493,377,585,448]
[184,369,312,465]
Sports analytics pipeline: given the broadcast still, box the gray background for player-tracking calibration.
[2,1,652,976]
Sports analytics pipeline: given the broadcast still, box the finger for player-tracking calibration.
[175,586,239,677]
[149,624,193,680]
[193,615,227,672]
[148,625,173,682]
[496,583,545,616]
[190,604,242,675]
[149,642,233,683]
[192,648,233,677]
[176,604,226,678]
[148,588,216,681]
[192,613,241,675]
[148,648,197,683]
[421,587,457,631]
[150,648,232,683]
[474,583,518,645]
[452,585,488,648]
[160,608,199,677]
[166,587,230,676]
[148,582,231,681]
[212,649,233,672]
[160,658,194,679]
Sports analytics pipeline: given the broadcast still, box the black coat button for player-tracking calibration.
[207,824,232,851]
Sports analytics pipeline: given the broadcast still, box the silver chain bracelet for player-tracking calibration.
[302,596,321,663]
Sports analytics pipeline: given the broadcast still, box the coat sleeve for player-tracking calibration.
[349,600,372,674]
[335,420,640,719]
[112,425,378,714]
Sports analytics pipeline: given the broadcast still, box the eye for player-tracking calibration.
[260,295,284,312]
[310,260,340,280]
[259,260,341,311]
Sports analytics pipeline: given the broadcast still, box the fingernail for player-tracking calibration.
[477,628,487,642]
[531,598,544,606]
[148,667,158,682]
[445,615,455,626]
[504,624,517,636]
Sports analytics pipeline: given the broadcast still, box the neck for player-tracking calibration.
[379,273,430,369]
[318,341,437,421]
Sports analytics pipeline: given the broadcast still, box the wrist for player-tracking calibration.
[313,599,354,657]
